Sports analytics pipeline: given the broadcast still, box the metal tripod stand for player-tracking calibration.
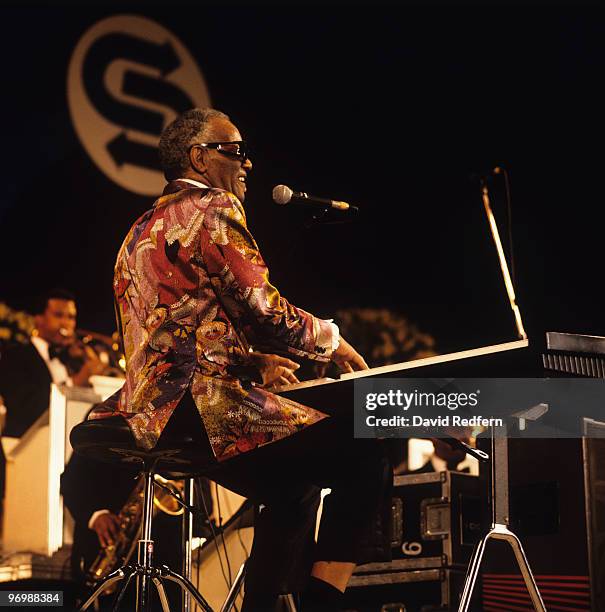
[457,406,548,612]
[79,470,246,612]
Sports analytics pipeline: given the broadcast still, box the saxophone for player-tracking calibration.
[85,475,184,589]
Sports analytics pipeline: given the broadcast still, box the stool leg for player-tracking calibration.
[161,565,213,612]
[111,568,137,612]
[136,471,156,612]
[79,567,129,611]
[219,561,246,612]
[152,577,172,612]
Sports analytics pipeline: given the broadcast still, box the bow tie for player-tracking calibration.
[48,344,64,361]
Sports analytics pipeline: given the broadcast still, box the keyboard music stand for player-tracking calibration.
[457,404,548,612]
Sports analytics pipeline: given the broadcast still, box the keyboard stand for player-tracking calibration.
[457,407,548,612]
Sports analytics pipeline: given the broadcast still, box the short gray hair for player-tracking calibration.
[158,108,230,179]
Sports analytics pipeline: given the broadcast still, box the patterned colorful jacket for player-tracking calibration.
[95,180,336,460]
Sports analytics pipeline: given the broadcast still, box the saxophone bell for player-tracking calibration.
[153,475,185,516]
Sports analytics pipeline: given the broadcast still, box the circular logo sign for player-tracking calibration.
[67,14,210,196]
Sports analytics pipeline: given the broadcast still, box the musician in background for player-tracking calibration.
[0,289,104,438]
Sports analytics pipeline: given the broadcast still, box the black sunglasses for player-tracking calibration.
[191,141,249,162]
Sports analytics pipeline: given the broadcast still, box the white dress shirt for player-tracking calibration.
[31,335,72,387]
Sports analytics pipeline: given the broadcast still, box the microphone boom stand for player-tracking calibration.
[457,176,544,610]
[480,178,526,340]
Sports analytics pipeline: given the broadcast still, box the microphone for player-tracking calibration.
[272,184,358,212]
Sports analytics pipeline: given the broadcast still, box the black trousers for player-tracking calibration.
[161,392,393,595]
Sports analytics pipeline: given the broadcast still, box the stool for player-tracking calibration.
[70,416,246,612]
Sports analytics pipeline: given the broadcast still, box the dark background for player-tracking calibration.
[0,3,602,355]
